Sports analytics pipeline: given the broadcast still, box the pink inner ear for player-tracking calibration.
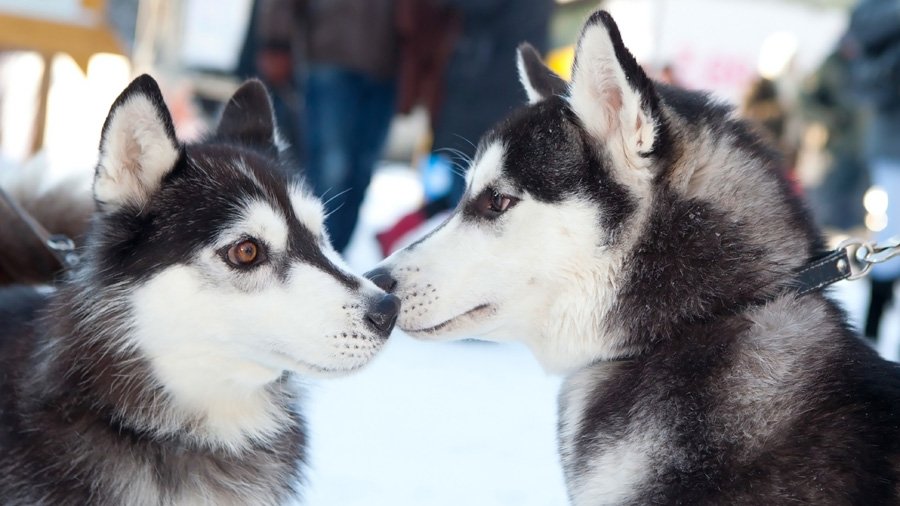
[635,115,644,148]
[588,79,623,137]
[607,85,623,111]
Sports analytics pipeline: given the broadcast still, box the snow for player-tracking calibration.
[301,164,897,505]
[303,165,568,505]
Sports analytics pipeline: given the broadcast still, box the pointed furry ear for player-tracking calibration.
[216,80,279,153]
[517,43,568,104]
[94,74,180,212]
[568,11,661,164]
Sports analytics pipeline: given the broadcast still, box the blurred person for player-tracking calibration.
[376,0,555,256]
[741,75,805,196]
[847,0,900,342]
[258,0,398,253]
[239,0,306,169]
[742,77,788,160]
[798,42,869,233]
[658,63,680,86]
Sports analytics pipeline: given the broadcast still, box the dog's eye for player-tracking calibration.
[225,239,266,268]
[475,188,519,217]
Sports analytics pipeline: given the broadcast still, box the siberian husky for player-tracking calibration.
[0,75,399,505]
[369,11,900,504]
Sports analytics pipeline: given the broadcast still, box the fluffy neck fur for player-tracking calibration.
[16,276,306,505]
[599,100,821,361]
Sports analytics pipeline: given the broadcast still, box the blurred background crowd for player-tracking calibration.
[2,0,900,342]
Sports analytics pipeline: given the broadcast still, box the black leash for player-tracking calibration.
[0,185,79,270]
[794,238,900,295]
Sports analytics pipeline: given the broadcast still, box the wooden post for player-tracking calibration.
[30,52,52,155]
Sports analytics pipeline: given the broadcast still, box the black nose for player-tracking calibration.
[364,267,397,293]
[364,294,400,336]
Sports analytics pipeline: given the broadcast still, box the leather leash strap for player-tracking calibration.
[794,238,900,295]
[0,185,78,270]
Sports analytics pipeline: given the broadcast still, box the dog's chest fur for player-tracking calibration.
[558,293,900,505]
[0,292,305,506]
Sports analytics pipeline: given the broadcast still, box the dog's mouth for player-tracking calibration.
[403,303,495,338]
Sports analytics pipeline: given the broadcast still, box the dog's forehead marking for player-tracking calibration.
[288,185,325,237]
[466,141,506,195]
[229,199,289,251]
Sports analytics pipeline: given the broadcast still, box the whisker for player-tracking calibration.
[321,187,352,208]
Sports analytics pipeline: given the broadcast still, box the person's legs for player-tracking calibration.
[325,75,395,252]
[865,278,895,342]
[303,65,360,216]
[864,157,900,342]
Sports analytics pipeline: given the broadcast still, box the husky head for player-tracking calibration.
[69,75,398,446]
[370,11,818,373]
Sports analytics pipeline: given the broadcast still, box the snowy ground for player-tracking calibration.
[300,164,900,506]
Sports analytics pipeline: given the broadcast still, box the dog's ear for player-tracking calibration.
[517,43,568,104]
[94,74,180,212]
[568,11,662,166]
[216,80,279,153]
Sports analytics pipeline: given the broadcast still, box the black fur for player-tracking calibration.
[469,98,637,244]
[215,79,280,156]
[518,42,569,100]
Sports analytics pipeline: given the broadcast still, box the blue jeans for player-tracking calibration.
[304,65,395,252]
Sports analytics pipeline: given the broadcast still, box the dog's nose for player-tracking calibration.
[364,267,397,293]
[364,293,401,336]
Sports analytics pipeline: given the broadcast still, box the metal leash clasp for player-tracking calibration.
[46,234,79,269]
[837,238,875,280]
[837,236,900,281]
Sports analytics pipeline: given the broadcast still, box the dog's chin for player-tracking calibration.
[295,361,371,379]
[401,303,496,340]
[273,348,382,379]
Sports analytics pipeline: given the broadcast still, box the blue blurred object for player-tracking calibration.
[421,153,455,201]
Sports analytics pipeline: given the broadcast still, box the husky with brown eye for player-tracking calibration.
[0,75,399,505]
[369,10,900,505]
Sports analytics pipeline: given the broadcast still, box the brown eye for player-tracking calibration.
[226,239,261,267]
[491,191,513,212]
[474,188,519,217]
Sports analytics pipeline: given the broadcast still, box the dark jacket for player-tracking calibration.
[432,0,554,159]
[848,0,900,159]
[257,0,397,79]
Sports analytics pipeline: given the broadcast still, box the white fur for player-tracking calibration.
[288,184,326,238]
[559,365,653,505]
[572,435,652,506]
[222,199,290,252]
[465,141,505,192]
[382,142,631,372]
[517,50,544,105]
[127,198,387,450]
[94,94,179,211]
